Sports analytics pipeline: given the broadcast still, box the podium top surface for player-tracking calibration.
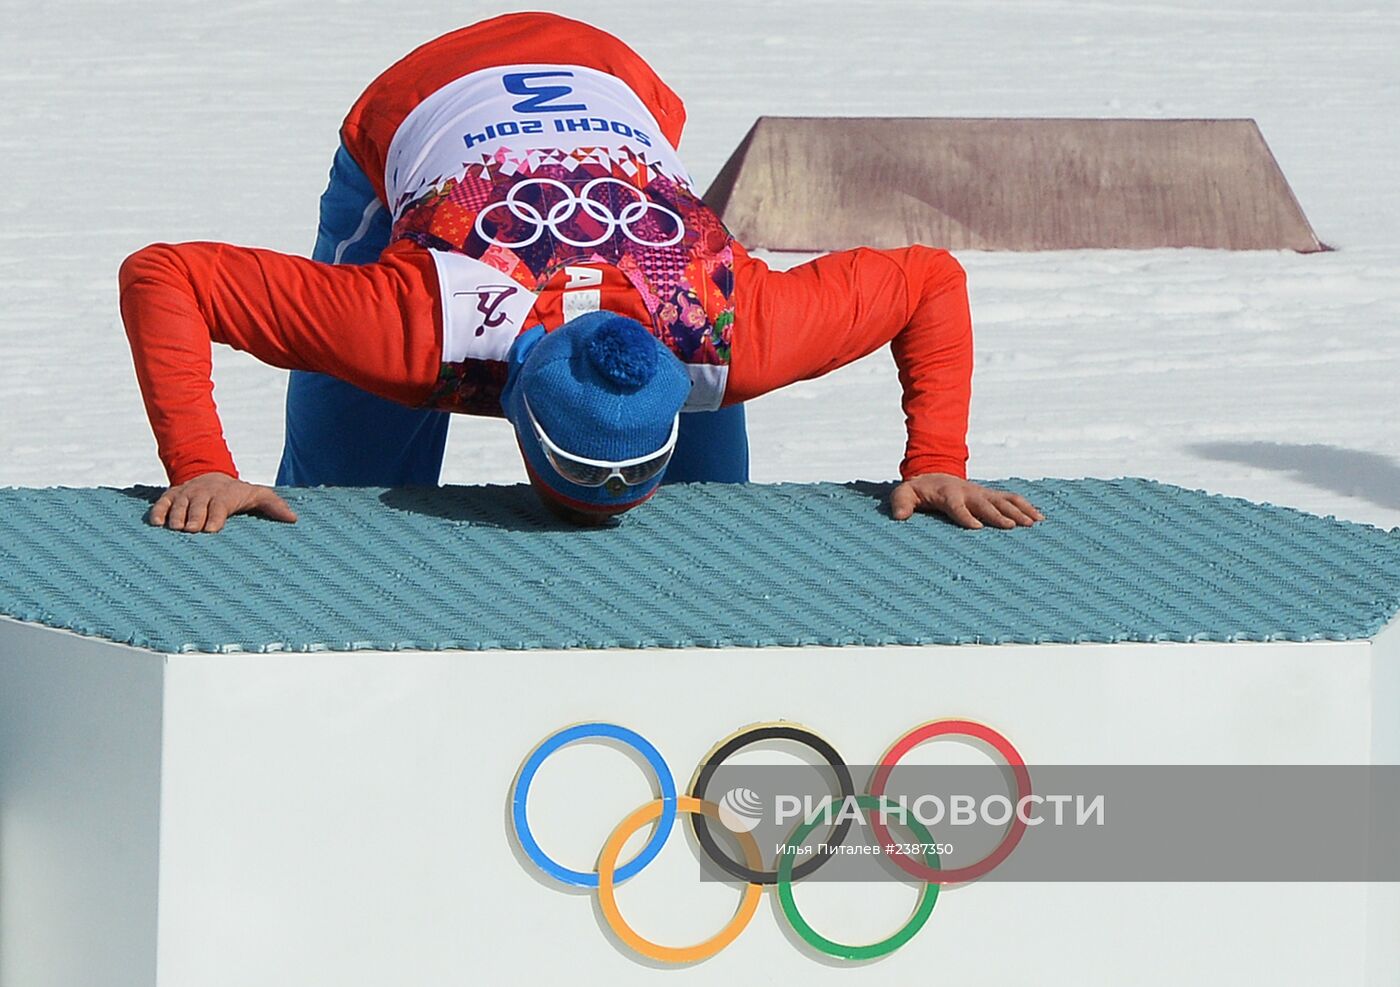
[1,479,1398,654]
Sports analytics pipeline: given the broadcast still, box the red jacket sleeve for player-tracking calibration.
[118,240,445,485]
[728,244,973,480]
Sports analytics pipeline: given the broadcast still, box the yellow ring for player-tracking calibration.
[596,795,764,964]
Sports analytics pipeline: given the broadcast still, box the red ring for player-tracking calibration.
[867,719,1031,885]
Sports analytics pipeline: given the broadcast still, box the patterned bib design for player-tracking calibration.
[391,145,736,415]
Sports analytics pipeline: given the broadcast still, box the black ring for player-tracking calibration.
[689,724,856,884]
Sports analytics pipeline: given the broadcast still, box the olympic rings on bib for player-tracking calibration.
[867,719,1032,885]
[689,722,856,884]
[777,795,941,960]
[510,719,1028,963]
[510,722,676,888]
[475,176,686,250]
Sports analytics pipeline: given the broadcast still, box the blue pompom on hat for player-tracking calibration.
[501,312,692,514]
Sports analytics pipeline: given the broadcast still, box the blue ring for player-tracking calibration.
[511,723,677,888]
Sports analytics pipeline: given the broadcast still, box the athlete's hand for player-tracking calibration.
[148,472,298,534]
[890,473,1044,529]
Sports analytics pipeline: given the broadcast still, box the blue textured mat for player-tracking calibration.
[1,479,1398,653]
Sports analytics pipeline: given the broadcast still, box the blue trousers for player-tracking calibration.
[276,145,749,486]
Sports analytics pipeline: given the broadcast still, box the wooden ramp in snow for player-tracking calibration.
[703,117,1324,252]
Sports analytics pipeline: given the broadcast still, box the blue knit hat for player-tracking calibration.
[501,312,691,516]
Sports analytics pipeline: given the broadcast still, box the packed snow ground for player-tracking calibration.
[2,0,1397,528]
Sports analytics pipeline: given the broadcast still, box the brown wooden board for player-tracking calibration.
[703,117,1324,252]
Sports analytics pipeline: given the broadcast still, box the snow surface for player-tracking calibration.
[2,0,1398,528]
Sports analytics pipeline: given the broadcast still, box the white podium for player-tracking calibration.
[4,615,1398,987]
[4,480,1399,986]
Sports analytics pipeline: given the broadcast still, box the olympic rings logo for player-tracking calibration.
[475,176,686,250]
[510,719,1030,963]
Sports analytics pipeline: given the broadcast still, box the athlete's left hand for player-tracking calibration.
[890,473,1044,529]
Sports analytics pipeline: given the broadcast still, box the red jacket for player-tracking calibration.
[119,14,972,486]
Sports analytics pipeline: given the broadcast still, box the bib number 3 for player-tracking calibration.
[503,72,588,114]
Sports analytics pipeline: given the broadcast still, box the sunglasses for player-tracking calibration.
[523,396,679,491]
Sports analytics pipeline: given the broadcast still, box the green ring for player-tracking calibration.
[776,794,941,961]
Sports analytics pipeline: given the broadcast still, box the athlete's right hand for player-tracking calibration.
[148,472,298,534]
